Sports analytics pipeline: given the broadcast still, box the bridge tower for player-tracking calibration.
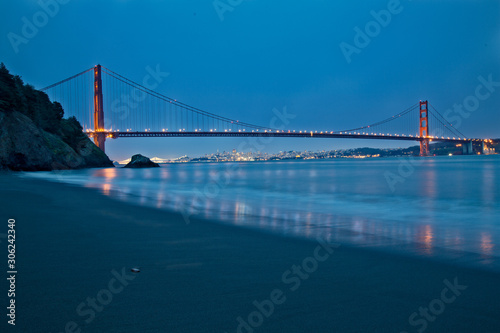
[93,64,106,152]
[419,100,430,156]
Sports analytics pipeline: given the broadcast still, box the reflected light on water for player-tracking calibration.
[140,188,148,205]
[160,168,171,179]
[305,212,312,237]
[423,167,437,198]
[102,167,117,180]
[482,164,495,204]
[481,232,494,257]
[101,183,111,196]
[33,156,500,272]
[156,191,164,209]
[417,224,434,255]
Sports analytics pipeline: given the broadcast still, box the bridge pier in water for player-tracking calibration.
[93,64,106,152]
[462,141,474,155]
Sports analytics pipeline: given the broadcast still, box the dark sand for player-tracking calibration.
[1,173,499,333]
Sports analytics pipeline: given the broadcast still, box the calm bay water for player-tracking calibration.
[23,155,500,271]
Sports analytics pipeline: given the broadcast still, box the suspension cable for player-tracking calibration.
[428,111,462,138]
[101,66,274,131]
[337,103,419,133]
[40,67,94,91]
[428,104,466,138]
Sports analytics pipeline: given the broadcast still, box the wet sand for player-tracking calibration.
[1,172,499,333]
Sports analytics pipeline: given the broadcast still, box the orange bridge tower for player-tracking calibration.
[93,64,106,152]
[419,100,429,156]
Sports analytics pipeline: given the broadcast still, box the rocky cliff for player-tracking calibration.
[0,111,113,171]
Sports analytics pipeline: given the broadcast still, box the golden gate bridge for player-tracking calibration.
[41,65,492,156]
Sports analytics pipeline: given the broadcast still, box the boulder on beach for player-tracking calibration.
[123,154,160,168]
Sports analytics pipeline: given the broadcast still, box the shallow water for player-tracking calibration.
[23,155,500,271]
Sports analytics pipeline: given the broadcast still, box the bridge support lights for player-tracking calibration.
[93,65,105,152]
[419,101,430,156]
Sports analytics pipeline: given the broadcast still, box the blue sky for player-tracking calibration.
[1,0,499,160]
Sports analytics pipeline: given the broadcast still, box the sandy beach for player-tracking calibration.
[1,172,500,333]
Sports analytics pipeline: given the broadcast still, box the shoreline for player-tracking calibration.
[117,153,500,166]
[1,173,500,332]
[17,166,500,275]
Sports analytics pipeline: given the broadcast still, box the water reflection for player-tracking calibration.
[25,156,500,272]
[422,167,437,198]
[482,164,495,204]
[416,224,434,256]
[101,167,117,180]
[101,183,111,196]
[96,161,497,270]
[481,232,494,257]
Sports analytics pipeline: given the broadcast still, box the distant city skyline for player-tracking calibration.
[1,0,499,161]
[116,141,498,164]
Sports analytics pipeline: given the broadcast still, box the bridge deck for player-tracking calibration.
[90,131,484,143]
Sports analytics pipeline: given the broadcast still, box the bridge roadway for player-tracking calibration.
[93,131,486,143]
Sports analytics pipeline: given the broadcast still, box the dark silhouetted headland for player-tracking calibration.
[0,63,113,171]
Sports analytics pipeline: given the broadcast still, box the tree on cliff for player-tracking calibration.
[0,62,113,170]
[1,62,65,133]
[0,63,23,113]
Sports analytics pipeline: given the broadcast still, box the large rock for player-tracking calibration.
[124,154,160,168]
[0,111,113,171]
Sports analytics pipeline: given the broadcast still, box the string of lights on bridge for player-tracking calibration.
[40,65,493,154]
